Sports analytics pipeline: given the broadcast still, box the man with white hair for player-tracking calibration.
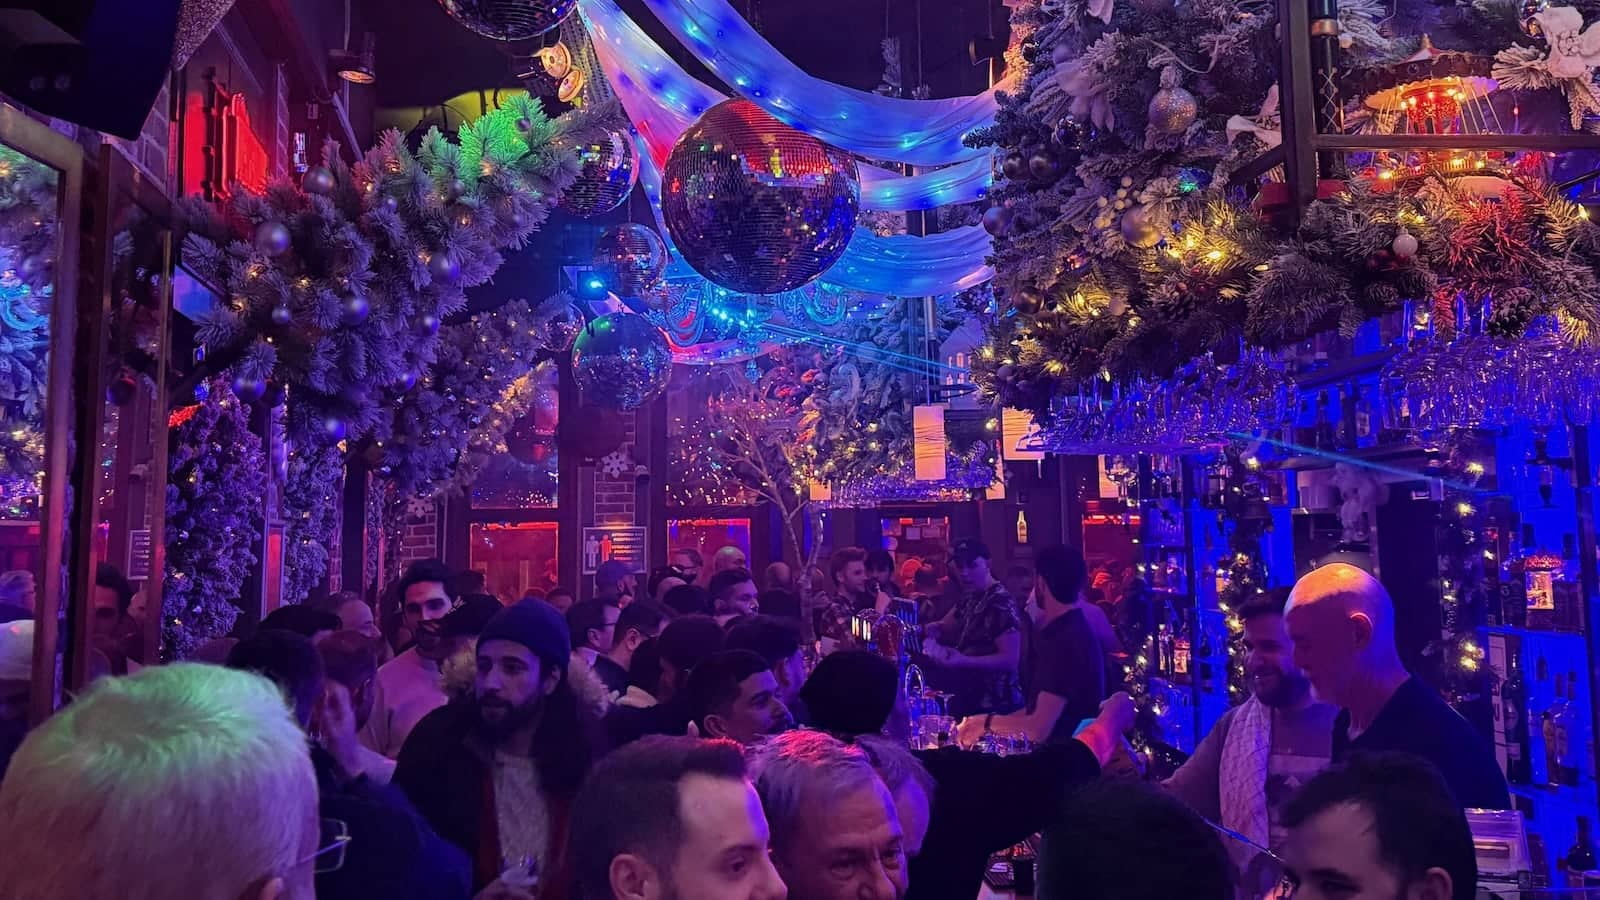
[0,663,320,900]
[1285,562,1508,809]
[748,730,908,900]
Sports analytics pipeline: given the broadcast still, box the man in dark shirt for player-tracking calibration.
[954,544,1104,747]
[593,600,669,698]
[925,538,1024,716]
[1286,563,1509,810]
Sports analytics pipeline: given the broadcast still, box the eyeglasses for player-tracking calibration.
[295,818,352,874]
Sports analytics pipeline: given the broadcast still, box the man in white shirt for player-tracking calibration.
[363,561,457,757]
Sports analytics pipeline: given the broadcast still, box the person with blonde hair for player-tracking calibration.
[0,663,320,900]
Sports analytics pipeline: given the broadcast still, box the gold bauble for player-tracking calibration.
[1120,205,1162,248]
[1148,84,1199,135]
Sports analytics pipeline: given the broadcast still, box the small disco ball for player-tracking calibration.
[557,128,637,218]
[662,99,860,295]
[435,0,576,41]
[572,312,673,410]
[593,224,669,297]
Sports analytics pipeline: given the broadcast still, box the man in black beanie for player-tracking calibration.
[395,600,604,895]
[799,650,1133,900]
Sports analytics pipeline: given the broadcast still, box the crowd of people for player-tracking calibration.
[0,538,1507,900]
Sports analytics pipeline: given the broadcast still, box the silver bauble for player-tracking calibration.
[254,220,292,256]
[303,166,335,195]
[1148,84,1199,135]
[571,312,672,411]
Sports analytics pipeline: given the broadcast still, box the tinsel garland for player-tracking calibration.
[970,0,1600,419]
[163,387,266,656]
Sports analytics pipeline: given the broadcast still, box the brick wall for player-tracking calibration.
[398,504,440,567]
[591,412,638,526]
[107,80,173,195]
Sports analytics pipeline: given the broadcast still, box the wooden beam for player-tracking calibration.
[1316,133,1600,151]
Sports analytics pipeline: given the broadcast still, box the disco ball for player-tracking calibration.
[572,312,673,411]
[593,224,669,297]
[662,99,859,294]
[436,0,575,41]
[557,128,637,218]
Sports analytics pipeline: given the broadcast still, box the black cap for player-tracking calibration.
[951,537,991,566]
[441,594,505,638]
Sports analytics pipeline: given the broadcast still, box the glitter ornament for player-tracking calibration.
[303,166,335,195]
[342,293,370,326]
[557,127,636,217]
[662,99,860,294]
[537,300,586,350]
[255,220,291,256]
[271,305,293,326]
[435,0,575,40]
[1120,205,1162,247]
[428,251,461,285]
[231,375,266,403]
[593,224,669,297]
[1148,67,1199,135]
[982,205,1015,237]
[571,312,672,410]
[1392,229,1419,259]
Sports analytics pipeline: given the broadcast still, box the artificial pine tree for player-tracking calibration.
[178,94,601,597]
[163,386,266,657]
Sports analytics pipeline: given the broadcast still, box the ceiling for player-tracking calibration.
[366,0,1007,111]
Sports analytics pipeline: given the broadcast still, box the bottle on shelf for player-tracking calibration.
[1352,381,1376,448]
[1559,673,1586,787]
[1544,673,1566,787]
[1313,390,1336,451]
[1555,534,1585,633]
[1503,648,1531,785]
[1566,817,1597,890]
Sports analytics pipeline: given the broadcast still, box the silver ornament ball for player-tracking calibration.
[1392,230,1419,259]
[270,305,293,326]
[255,220,292,257]
[571,312,672,411]
[303,166,335,195]
[1148,85,1199,135]
[428,251,461,285]
[1120,205,1162,248]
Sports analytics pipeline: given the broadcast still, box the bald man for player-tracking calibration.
[1285,563,1508,810]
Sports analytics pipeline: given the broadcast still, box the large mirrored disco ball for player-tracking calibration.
[662,99,860,295]
[571,312,673,410]
[557,128,638,218]
[435,0,576,40]
[593,224,669,298]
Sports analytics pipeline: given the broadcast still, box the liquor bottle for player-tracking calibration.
[1313,390,1336,451]
[1555,534,1584,633]
[1559,673,1586,787]
[1504,649,1531,784]
[1536,669,1561,781]
[1352,382,1376,448]
[1501,525,1528,629]
[1566,817,1597,889]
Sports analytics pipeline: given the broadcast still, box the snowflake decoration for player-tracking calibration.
[404,495,434,521]
[600,449,634,479]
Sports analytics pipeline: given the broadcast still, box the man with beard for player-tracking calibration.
[396,601,604,896]
[364,560,458,757]
[687,650,793,745]
[953,544,1096,746]
[570,735,787,900]
[1166,589,1337,897]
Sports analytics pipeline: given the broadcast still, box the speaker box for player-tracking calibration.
[0,1,181,140]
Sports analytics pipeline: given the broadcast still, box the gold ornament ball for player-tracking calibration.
[1148,85,1199,135]
[1120,205,1162,248]
[1521,0,1548,35]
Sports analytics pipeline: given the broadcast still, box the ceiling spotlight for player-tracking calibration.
[539,42,572,79]
[557,68,586,103]
[331,32,376,84]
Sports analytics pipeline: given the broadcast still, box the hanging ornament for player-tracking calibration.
[1028,149,1062,182]
[381,195,399,211]
[592,224,669,297]
[445,178,466,202]
[1011,288,1045,315]
[1148,66,1199,136]
[254,220,292,256]
[322,416,348,442]
[342,293,370,326]
[556,127,636,217]
[435,0,576,40]
[303,165,335,195]
[395,371,418,393]
[981,204,1015,237]
[1522,0,1549,35]
[416,313,441,336]
[1392,229,1419,259]
[428,251,461,285]
[571,312,673,410]
[231,374,266,403]
[1001,151,1029,181]
[536,299,586,350]
[270,305,293,326]
[1052,115,1086,150]
[662,99,860,294]
[106,373,138,407]
[1120,205,1162,247]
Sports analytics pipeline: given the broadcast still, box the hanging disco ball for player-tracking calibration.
[557,128,637,218]
[593,224,669,298]
[572,312,673,410]
[436,0,575,41]
[662,99,860,295]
